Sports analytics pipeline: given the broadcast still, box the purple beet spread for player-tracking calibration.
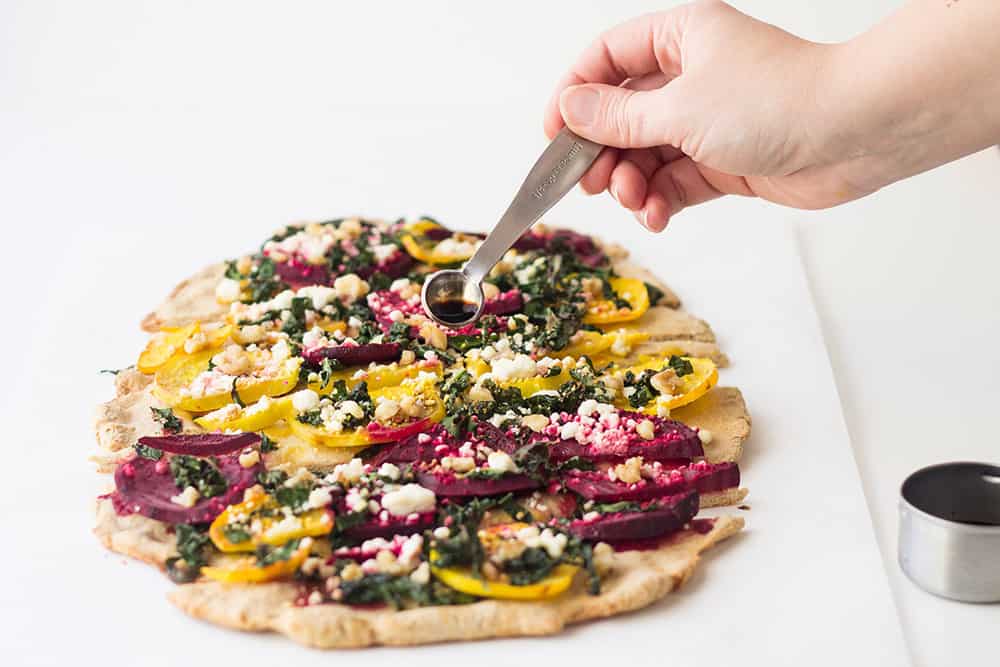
[112,453,263,524]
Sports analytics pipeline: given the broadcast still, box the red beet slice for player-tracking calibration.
[569,491,699,542]
[340,511,436,542]
[512,230,547,251]
[372,249,413,279]
[368,435,442,466]
[275,260,330,288]
[563,462,740,503]
[550,230,606,268]
[303,342,401,367]
[112,454,263,524]
[482,289,523,316]
[416,470,541,497]
[545,423,704,463]
[137,432,260,457]
[366,418,433,443]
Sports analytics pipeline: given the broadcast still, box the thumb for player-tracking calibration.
[559,83,677,148]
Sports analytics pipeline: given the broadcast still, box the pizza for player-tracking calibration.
[93,217,751,648]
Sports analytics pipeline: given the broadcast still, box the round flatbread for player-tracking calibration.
[93,219,751,648]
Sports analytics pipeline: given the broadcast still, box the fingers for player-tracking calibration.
[560,84,676,148]
[579,148,619,195]
[544,8,688,138]
[608,160,648,210]
[641,157,727,231]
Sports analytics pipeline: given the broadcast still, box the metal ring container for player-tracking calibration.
[898,462,1000,602]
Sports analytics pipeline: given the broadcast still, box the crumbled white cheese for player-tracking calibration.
[377,463,401,480]
[170,486,200,508]
[371,243,398,263]
[238,450,260,468]
[409,562,431,585]
[328,458,367,485]
[490,353,537,382]
[291,389,320,413]
[270,290,295,311]
[487,451,518,474]
[380,484,436,517]
[297,285,337,310]
[698,428,713,445]
[307,486,333,509]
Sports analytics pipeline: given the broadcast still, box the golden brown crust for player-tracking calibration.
[672,387,751,463]
[700,486,749,507]
[167,516,743,648]
[611,306,716,342]
[94,497,176,569]
[141,263,229,332]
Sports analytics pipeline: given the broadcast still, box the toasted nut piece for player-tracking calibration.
[482,282,500,300]
[635,419,656,441]
[467,384,494,402]
[399,350,416,366]
[419,321,447,350]
[612,456,644,484]
[213,344,252,375]
[374,399,400,422]
[651,368,684,395]
[520,414,549,433]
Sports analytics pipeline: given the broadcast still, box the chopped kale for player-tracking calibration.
[336,571,476,608]
[245,257,286,304]
[230,383,245,408]
[166,524,212,583]
[275,484,312,512]
[255,539,301,566]
[282,295,312,339]
[643,281,665,306]
[622,369,658,409]
[554,456,595,472]
[259,433,277,454]
[257,469,289,491]
[667,355,694,377]
[99,365,134,376]
[502,546,557,585]
[133,443,163,461]
[221,524,251,544]
[150,407,183,433]
[368,271,392,291]
[169,455,228,498]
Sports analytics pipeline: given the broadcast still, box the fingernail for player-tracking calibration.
[562,87,600,127]
[609,183,620,203]
[638,209,650,231]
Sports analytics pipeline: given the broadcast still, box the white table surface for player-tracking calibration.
[2,2,996,665]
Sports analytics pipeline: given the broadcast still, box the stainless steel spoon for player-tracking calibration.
[421,128,603,328]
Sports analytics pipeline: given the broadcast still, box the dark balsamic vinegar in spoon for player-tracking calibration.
[431,298,479,325]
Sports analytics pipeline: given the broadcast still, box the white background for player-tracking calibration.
[2,1,998,665]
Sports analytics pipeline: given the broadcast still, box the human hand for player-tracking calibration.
[544,1,862,231]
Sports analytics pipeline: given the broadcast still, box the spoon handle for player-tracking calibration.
[463,128,603,284]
